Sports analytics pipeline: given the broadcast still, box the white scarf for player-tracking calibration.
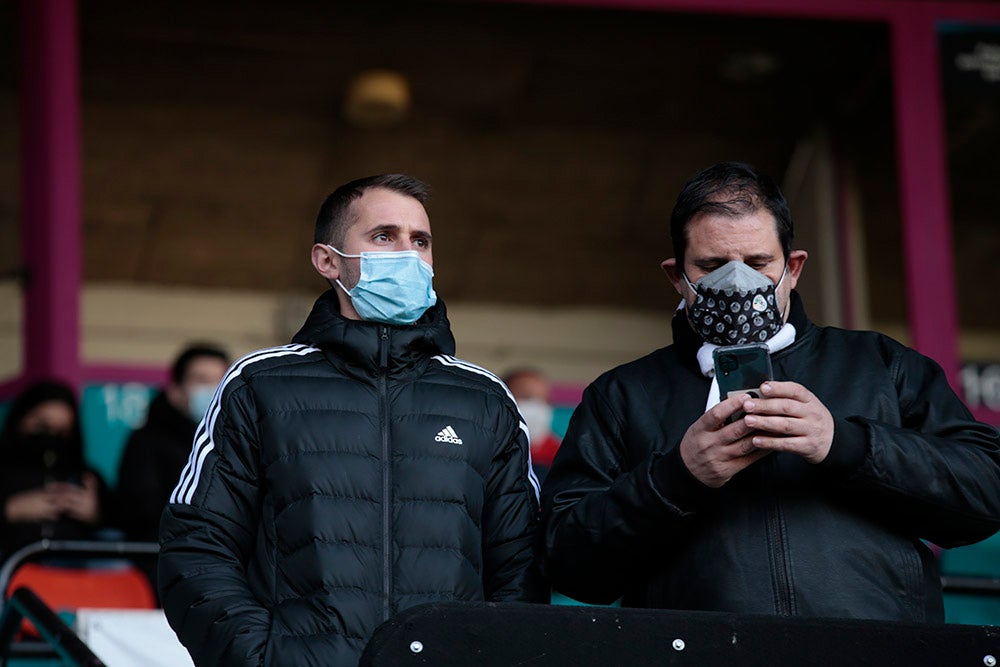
[695,323,797,412]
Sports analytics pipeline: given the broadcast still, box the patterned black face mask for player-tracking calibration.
[684,260,787,346]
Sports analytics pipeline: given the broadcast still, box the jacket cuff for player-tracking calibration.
[816,417,867,476]
[650,447,717,513]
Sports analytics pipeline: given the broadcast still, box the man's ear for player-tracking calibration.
[785,250,808,289]
[661,258,687,299]
[311,244,341,282]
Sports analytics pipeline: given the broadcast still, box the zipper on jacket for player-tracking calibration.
[379,326,393,622]
[765,480,795,615]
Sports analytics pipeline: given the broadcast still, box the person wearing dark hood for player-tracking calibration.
[0,380,112,559]
[158,174,543,667]
[541,161,1000,622]
[116,344,229,543]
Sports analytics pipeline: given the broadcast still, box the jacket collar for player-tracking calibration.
[671,289,814,359]
[784,290,812,339]
[291,289,456,377]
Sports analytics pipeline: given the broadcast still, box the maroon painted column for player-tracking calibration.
[18,0,83,391]
[889,7,960,389]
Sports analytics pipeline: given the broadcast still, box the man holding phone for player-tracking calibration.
[541,161,1000,621]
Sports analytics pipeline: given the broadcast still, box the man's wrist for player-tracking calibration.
[650,447,718,513]
[815,418,867,475]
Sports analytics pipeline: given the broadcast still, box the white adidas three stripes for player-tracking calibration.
[169,348,541,505]
[169,344,319,505]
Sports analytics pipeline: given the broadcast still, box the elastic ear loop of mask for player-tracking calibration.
[324,244,430,299]
[775,263,789,320]
[326,245,356,296]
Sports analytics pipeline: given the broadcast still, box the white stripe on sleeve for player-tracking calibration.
[169,344,319,505]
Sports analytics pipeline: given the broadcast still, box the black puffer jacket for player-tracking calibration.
[159,293,542,667]
[542,292,1000,621]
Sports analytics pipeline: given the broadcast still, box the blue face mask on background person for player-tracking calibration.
[684,260,787,346]
[327,245,437,325]
[187,385,216,422]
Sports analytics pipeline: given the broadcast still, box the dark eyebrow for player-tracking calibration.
[693,253,776,267]
[692,256,728,266]
[366,224,401,236]
[365,223,432,243]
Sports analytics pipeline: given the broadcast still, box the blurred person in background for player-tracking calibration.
[158,174,543,667]
[504,367,562,482]
[116,343,229,543]
[542,161,1000,622]
[0,380,112,559]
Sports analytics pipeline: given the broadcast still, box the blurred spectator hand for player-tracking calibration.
[48,472,101,524]
[4,488,63,523]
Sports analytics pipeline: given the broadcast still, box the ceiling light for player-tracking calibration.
[343,69,411,127]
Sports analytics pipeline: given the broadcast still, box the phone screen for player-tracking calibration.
[713,343,773,400]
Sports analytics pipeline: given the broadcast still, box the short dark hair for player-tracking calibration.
[313,174,431,248]
[501,367,547,386]
[670,162,793,267]
[171,344,229,385]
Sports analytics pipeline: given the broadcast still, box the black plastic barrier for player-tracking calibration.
[360,602,1000,666]
[944,575,1000,597]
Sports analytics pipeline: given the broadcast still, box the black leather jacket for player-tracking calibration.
[159,292,542,666]
[542,292,1000,621]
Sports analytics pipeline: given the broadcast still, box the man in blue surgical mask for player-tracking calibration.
[541,161,1000,624]
[158,174,543,667]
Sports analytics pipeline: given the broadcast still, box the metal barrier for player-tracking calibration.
[0,538,160,617]
[0,539,160,664]
[0,587,104,666]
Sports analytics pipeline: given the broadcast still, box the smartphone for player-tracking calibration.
[713,343,773,422]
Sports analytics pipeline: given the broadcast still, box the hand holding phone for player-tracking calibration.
[713,343,773,422]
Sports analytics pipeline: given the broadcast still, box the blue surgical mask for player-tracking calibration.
[187,385,216,422]
[327,246,437,325]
